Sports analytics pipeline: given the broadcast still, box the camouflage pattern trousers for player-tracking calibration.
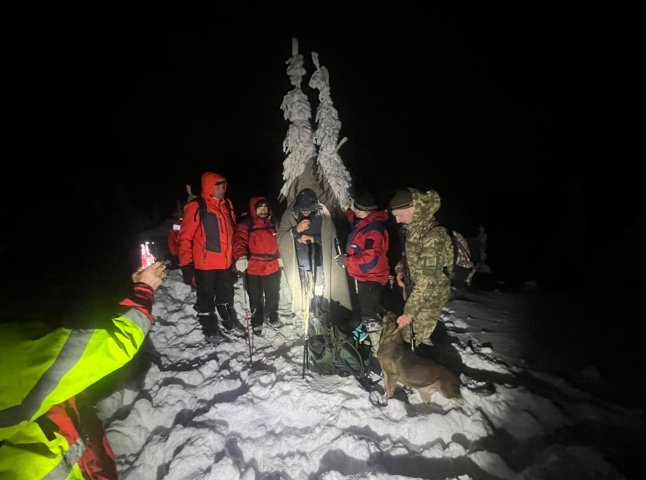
[401,286,450,345]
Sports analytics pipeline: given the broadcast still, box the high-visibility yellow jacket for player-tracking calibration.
[0,284,155,479]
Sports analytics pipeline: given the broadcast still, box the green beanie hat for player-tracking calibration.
[388,189,414,210]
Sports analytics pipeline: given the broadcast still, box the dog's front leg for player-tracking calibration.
[383,371,398,405]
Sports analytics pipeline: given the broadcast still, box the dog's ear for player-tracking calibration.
[383,311,398,325]
[380,311,408,344]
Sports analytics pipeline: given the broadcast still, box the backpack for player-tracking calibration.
[191,197,237,226]
[307,321,369,379]
[430,223,475,287]
[450,230,476,286]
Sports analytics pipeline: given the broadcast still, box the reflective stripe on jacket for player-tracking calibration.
[0,289,154,479]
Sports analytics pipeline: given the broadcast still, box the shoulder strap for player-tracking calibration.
[194,197,236,226]
[245,216,277,233]
[192,198,205,222]
[225,198,236,226]
[428,221,459,265]
[426,220,449,237]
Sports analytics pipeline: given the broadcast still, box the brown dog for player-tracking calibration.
[377,311,462,404]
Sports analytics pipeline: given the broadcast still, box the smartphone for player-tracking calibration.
[140,241,156,269]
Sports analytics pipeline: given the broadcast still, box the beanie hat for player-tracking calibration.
[255,198,270,209]
[388,188,414,210]
[294,188,319,212]
[353,192,377,211]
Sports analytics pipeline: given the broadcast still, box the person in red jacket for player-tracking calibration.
[233,196,282,335]
[179,172,243,340]
[0,261,166,479]
[167,185,197,271]
[337,192,390,340]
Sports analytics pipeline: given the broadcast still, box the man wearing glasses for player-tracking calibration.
[179,171,244,342]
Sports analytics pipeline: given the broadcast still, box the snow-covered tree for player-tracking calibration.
[309,51,352,210]
[279,38,320,204]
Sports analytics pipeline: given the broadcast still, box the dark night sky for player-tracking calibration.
[2,2,644,289]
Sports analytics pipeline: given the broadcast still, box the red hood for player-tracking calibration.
[248,196,269,220]
[200,172,226,201]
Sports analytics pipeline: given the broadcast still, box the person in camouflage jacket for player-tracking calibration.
[389,188,454,346]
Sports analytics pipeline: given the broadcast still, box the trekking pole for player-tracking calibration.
[241,273,253,363]
[311,239,320,318]
[302,301,309,378]
[247,309,254,363]
[302,273,312,379]
[302,240,314,379]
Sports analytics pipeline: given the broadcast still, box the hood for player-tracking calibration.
[248,196,269,220]
[293,188,320,212]
[201,172,226,200]
[411,188,441,221]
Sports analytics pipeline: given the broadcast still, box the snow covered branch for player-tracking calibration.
[309,51,352,209]
[279,39,318,203]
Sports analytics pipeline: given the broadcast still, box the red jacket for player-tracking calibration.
[167,216,182,257]
[344,209,390,285]
[233,196,280,276]
[179,172,236,270]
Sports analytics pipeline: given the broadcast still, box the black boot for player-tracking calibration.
[217,303,244,332]
[266,311,282,329]
[197,313,219,340]
[250,310,263,335]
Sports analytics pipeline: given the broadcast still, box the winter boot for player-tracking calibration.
[217,303,244,333]
[197,313,219,341]
[266,311,283,329]
[252,309,264,332]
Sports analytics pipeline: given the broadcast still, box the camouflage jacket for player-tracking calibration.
[395,189,454,319]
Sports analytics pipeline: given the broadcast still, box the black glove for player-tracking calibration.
[181,263,194,286]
